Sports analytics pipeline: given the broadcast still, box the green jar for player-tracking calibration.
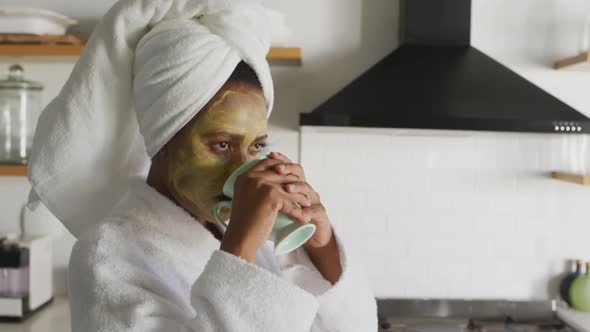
[570,262,590,312]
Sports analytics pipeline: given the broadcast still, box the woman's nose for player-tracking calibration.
[227,151,254,174]
[238,147,260,164]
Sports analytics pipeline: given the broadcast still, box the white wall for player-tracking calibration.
[471,0,590,116]
[302,128,590,299]
[1,0,589,299]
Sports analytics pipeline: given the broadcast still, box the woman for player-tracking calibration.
[27,0,377,331]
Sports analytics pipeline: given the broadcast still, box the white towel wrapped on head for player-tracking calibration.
[27,0,274,238]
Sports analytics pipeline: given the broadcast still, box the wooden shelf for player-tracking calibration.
[0,44,85,56]
[267,47,302,65]
[0,164,27,176]
[0,43,302,65]
[554,52,590,70]
[551,171,590,186]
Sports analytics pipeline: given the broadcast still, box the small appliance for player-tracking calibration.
[0,235,52,320]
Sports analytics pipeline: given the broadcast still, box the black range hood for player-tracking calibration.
[300,0,590,134]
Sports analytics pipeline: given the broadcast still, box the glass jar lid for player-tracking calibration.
[0,64,43,90]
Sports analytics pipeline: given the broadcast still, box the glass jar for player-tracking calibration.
[0,65,43,164]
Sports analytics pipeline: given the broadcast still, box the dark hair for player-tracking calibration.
[227,61,262,89]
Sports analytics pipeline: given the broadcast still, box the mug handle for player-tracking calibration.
[213,201,232,230]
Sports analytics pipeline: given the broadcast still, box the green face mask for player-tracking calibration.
[165,81,269,223]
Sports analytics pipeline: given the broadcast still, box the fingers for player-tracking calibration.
[301,204,326,222]
[239,170,312,206]
[244,152,316,222]
[283,181,320,205]
[250,156,305,180]
[273,163,306,180]
[251,171,300,184]
[280,199,312,223]
[262,186,312,222]
[283,192,312,208]
[281,201,326,224]
[267,152,307,181]
[250,158,285,172]
[267,151,293,163]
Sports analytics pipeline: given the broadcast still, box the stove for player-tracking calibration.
[377,299,576,332]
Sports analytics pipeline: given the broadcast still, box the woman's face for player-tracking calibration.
[166,81,268,223]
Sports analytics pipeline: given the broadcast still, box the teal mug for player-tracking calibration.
[213,157,316,255]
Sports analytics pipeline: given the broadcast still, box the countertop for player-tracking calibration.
[1,297,588,332]
[557,307,590,332]
[0,297,70,332]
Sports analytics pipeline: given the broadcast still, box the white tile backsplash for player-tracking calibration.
[301,127,590,300]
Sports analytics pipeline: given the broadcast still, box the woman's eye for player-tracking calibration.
[252,143,267,151]
[214,142,231,151]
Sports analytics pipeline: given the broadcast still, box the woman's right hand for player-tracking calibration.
[219,158,313,263]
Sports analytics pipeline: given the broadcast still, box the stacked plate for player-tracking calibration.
[0,7,293,45]
[0,7,78,35]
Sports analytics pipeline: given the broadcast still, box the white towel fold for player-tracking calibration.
[27,0,274,238]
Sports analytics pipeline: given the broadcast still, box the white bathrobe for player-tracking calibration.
[68,179,378,331]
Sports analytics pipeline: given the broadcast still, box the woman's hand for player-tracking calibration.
[266,152,333,249]
[220,158,313,263]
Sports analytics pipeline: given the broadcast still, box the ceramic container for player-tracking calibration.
[571,262,590,312]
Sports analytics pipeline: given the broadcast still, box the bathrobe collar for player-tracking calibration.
[108,178,222,280]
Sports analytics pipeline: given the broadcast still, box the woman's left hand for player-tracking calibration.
[267,151,333,249]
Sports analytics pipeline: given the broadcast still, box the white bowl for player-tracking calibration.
[0,7,78,35]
